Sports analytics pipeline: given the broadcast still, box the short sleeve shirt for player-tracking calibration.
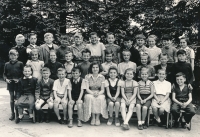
[85,74,105,90]
[172,84,192,102]
[153,80,171,95]
[86,42,105,56]
[138,80,153,94]
[53,78,70,95]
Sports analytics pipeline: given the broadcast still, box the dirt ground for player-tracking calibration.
[0,80,200,137]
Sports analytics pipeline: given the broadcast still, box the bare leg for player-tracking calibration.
[124,104,134,124]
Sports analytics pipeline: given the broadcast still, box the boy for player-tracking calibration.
[53,68,70,124]
[78,49,91,78]
[15,65,40,123]
[40,33,58,65]
[105,32,121,64]
[56,34,72,64]
[12,34,28,65]
[120,36,140,66]
[44,50,63,80]
[68,67,85,128]
[161,34,177,68]
[64,51,77,79]
[35,67,54,123]
[171,72,196,130]
[86,32,105,64]
[71,33,86,64]
[134,34,148,57]
[3,49,24,120]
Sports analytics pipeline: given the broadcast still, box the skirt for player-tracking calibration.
[121,93,136,104]
[16,94,35,109]
[83,93,108,122]
[136,94,152,108]
[107,97,121,104]
[151,95,171,113]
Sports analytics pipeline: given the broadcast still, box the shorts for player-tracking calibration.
[7,80,18,91]
[136,94,152,108]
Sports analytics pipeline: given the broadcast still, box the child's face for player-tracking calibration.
[105,54,113,62]
[16,37,24,46]
[23,67,32,77]
[92,64,99,74]
[178,54,186,62]
[160,56,168,65]
[123,52,130,62]
[107,35,115,44]
[125,70,134,80]
[28,35,37,44]
[180,39,187,49]
[141,56,148,65]
[123,40,132,47]
[176,76,186,86]
[82,52,90,62]
[44,36,53,44]
[9,54,18,62]
[157,70,166,81]
[57,71,66,80]
[60,36,69,46]
[42,71,50,79]
[65,53,73,62]
[50,52,57,62]
[90,34,98,44]
[136,39,145,47]
[163,40,172,47]
[72,70,81,80]
[141,70,148,81]
[148,38,156,47]
[74,37,82,45]
[31,52,38,61]
[109,69,118,79]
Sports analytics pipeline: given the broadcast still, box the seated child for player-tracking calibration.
[151,69,171,126]
[120,68,138,130]
[3,49,24,120]
[105,66,122,126]
[53,68,70,124]
[136,67,154,130]
[35,67,54,123]
[15,65,40,123]
[68,67,85,128]
[171,72,196,130]
[64,51,77,79]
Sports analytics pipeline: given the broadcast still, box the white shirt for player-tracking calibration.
[153,80,171,95]
[53,78,71,95]
[118,61,136,75]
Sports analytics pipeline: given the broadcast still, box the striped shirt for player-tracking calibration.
[138,80,153,94]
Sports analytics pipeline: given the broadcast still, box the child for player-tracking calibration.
[3,49,24,120]
[161,34,177,68]
[151,69,171,126]
[26,49,44,80]
[77,49,91,78]
[86,32,105,64]
[118,50,137,79]
[44,50,63,80]
[53,68,70,124]
[134,34,148,57]
[178,37,195,71]
[35,67,54,123]
[68,67,85,128]
[56,34,72,64]
[120,68,138,130]
[64,51,77,79]
[146,35,161,66]
[40,33,58,65]
[15,65,40,123]
[12,34,28,65]
[136,53,155,81]
[101,50,118,77]
[105,66,121,126]
[136,67,154,130]
[71,33,86,64]
[171,72,196,130]
[105,32,121,64]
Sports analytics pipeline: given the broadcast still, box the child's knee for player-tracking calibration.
[129,105,135,111]
[48,102,54,109]
[120,103,126,109]
[35,103,41,110]
[115,102,120,107]
[136,104,141,109]
[142,106,148,111]
[108,102,114,107]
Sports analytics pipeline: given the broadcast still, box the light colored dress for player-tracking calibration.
[26,60,44,80]
[83,74,108,122]
[151,80,171,112]
[146,46,161,66]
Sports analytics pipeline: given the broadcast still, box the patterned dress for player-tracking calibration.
[146,46,161,66]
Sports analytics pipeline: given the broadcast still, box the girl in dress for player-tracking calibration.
[83,61,108,125]
[26,49,44,80]
[120,68,138,130]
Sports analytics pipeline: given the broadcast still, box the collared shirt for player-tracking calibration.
[101,62,117,73]
[43,78,49,83]
[85,74,105,91]
[153,80,171,95]
[23,76,33,79]
[46,44,53,48]
[53,78,71,95]
[135,45,149,55]
[73,77,80,83]
[118,61,137,75]
[64,61,76,73]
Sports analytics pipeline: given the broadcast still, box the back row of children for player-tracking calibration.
[3,31,196,130]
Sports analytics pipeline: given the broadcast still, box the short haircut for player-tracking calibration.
[159,53,168,60]
[122,49,131,56]
[124,68,135,76]
[74,32,83,39]
[9,49,19,56]
[41,67,50,73]
[140,53,151,65]
[162,34,172,40]
[28,32,37,39]
[88,61,103,74]
[23,65,33,72]
[147,35,158,43]
[123,36,132,42]
[108,66,118,74]
[82,49,91,55]
[140,67,149,74]
[57,68,66,74]
[89,32,98,37]
[176,72,186,78]
[72,67,81,73]
[179,36,190,45]
[106,32,115,37]
[135,34,146,40]
[65,50,73,55]
[15,34,25,42]
[30,48,40,57]
[177,49,186,56]
[105,49,114,56]
[49,50,56,55]
[60,34,69,40]
[157,69,166,74]
[44,33,53,38]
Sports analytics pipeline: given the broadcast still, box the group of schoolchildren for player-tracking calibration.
[3,31,196,131]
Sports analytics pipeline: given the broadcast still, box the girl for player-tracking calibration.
[120,68,138,130]
[136,67,154,130]
[146,35,161,66]
[151,69,171,126]
[105,66,121,126]
[26,49,44,80]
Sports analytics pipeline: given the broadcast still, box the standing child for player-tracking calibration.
[78,49,91,78]
[3,49,24,120]
[120,68,138,130]
[171,72,196,130]
[64,51,77,79]
[15,65,40,123]
[118,50,137,79]
[151,69,171,126]
[35,67,54,123]
[40,33,58,65]
[86,32,105,64]
[105,32,121,64]
[53,68,70,124]
[136,67,154,130]
[134,34,148,56]
[26,49,44,80]
[105,66,121,126]
[68,67,85,128]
